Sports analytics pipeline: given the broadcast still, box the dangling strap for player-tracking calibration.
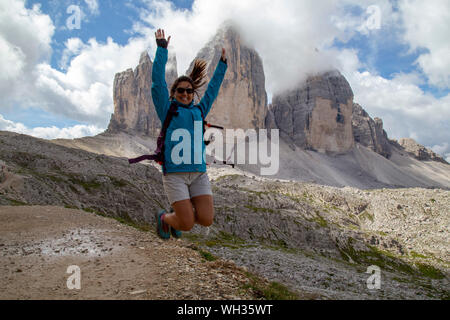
[128,101,179,173]
[128,154,159,164]
[196,106,234,168]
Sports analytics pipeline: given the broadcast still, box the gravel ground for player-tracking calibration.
[0,205,260,300]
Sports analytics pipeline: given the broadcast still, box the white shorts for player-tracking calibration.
[162,172,212,205]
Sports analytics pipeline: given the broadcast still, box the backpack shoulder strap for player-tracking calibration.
[195,105,205,120]
[128,101,178,167]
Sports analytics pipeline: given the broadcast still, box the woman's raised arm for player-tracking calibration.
[151,29,171,122]
[198,47,228,117]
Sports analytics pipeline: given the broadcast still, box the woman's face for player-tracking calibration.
[174,81,194,105]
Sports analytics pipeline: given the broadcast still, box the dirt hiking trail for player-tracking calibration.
[0,205,265,300]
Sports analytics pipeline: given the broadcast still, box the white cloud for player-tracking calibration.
[332,0,399,39]
[32,36,152,126]
[432,142,448,155]
[399,0,450,89]
[0,0,147,131]
[84,0,99,15]
[137,0,347,93]
[0,36,26,81]
[0,0,54,100]
[137,0,449,159]
[337,49,450,159]
[0,0,152,128]
[0,0,448,153]
[0,114,102,139]
[59,37,86,69]
[431,142,450,162]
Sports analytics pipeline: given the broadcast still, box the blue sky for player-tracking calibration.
[0,0,449,160]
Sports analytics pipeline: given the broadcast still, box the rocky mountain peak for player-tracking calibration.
[106,51,178,137]
[187,23,268,129]
[352,103,392,158]
[396,138,448,164]
[139,51,150,65]
[271,69,355,153]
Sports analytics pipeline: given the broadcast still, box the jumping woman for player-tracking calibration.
[152,28,227,239]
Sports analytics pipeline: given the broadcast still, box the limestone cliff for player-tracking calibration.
[106,51,178,137]
[187,24,268,129]
[352,103,392,158]
[271,70,354,154]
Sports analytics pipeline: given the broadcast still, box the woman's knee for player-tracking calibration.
[178,217,195,231]
[193,197,214,227]
[191,195,215,227]
[197,217,213,227]
[172,199,195,231]
[196,210,214,227]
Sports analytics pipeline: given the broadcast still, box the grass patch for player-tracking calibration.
[392,277,410,284]
[410,251,428,259]
[243,272,299,300]
[338,238,417,276]
[110,177,128,188]
[64,204,78,209]
[98,174,128,188]
[82,207,151,232]
[282,192,309,205]
[205,231,250,249]
[244,205,275,214]
[214,174,241,183]
[313,213,328,227]
[263,240,298,255]
[68,176,102,192]
[5,198,28,206]
[199,250,218,261]
[415,263,445,279]
[45,174,65,183]
[359,210,374,222]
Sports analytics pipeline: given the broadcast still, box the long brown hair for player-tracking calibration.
[170,59,208,100]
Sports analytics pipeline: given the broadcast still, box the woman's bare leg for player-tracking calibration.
[191,195,214,227]
[163,199,195,231]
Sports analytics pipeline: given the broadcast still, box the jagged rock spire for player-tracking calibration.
[271,70,355,154]
[187,22,268,129]
[106,50,178,136]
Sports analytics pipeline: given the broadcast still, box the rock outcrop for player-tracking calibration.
[1,130,448,300]
[106,51,178,137]
[103,27,447,167]
[396,138,448,164]
[271,70,355,154]
[187,23,268,129]
[352,103,392,158]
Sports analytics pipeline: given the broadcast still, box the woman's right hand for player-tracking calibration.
[155,29,171,49]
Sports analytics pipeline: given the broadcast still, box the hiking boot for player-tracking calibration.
[168,208,182,238]
[155,209,170,240]
[171,227,182,238]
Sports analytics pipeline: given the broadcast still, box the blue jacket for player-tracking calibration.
[151,46,228,173]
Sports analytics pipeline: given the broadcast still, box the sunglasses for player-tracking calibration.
[176,87,194,94]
